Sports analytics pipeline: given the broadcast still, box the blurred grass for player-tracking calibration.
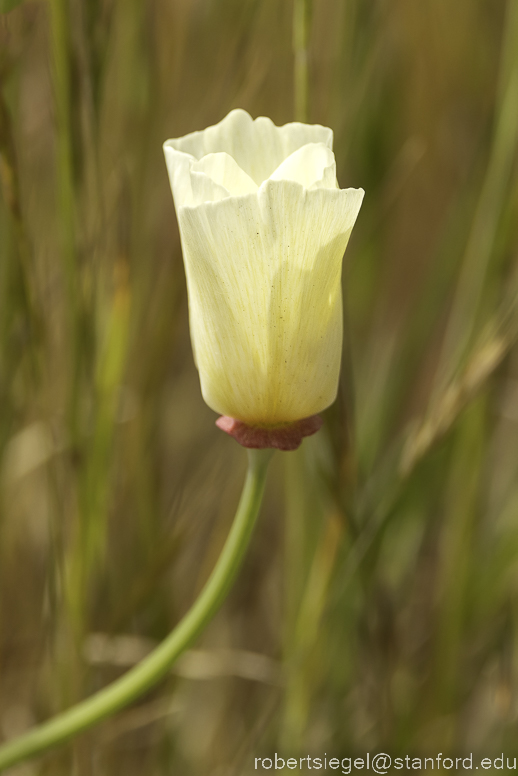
[1,0,518,773]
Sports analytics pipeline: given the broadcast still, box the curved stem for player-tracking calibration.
[0,448,273,772]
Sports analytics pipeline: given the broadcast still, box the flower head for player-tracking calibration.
[164,109,363,449]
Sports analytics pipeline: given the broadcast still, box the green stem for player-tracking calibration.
[293,0,312,122]
[0,448,273,772]
[435,0,518,388]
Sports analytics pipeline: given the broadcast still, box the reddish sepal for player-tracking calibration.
[216,414,323,451]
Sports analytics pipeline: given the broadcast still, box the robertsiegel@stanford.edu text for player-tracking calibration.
[254,752,518,774]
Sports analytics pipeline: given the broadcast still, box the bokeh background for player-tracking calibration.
[1,0,518,773]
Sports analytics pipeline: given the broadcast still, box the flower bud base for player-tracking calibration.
[216,415,323,451]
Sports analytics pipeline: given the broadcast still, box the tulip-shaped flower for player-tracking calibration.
[164,109,364,450]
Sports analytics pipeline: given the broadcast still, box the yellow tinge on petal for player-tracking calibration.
[191,153,258,197]
[269,143,338,190]
[164,110,364,426]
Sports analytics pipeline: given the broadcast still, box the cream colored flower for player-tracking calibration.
[163,109,363,429]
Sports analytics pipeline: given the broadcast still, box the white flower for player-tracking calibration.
[163,109,364,429]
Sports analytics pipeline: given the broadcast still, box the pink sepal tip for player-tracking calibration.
[216,414,323,451]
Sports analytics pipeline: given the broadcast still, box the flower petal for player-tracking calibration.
[269,143,338,190]
[192,152,258,197]
[163,146,197,208]
[164,109,333,186]
[176,181,364,424]
[189,171,231,204]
